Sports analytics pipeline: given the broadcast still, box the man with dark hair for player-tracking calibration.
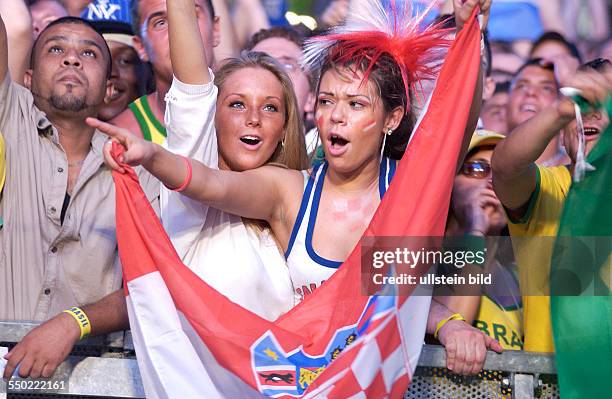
[506,58,570,166]
[492,59,611,353]
[111,0,219,144]
[0,15,159,379]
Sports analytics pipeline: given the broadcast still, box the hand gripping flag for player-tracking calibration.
[113,10,481,399]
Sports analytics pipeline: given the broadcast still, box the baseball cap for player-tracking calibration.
[81,0,134,47]
[468,129,505,153]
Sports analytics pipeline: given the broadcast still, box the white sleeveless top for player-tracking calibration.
[285,157,398,301]
[160,75,295,321]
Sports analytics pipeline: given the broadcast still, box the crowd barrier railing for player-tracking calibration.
[0,321,558,399]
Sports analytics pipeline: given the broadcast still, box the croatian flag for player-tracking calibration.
[113,9,481,399]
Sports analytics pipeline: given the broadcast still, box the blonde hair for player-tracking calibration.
[214,51,309,233]
[214,51,309,171]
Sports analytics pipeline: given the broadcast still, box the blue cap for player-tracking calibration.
[81,0,134,36]
[81,0,131,23]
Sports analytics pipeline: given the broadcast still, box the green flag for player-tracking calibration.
[551,98,612,398]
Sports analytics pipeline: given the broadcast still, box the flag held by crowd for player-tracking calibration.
[551,97,612,399]
[113,7,481,399]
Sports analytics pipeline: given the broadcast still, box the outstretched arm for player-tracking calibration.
[168,0,212,85]
[0,0,33,84]
[89,117,289,222]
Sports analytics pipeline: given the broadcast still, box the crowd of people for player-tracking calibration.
[0,0,610,394]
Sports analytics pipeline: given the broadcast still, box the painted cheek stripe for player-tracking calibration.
[316,115,324,130]
[363,119,377,132]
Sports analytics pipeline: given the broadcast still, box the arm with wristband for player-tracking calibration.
[2,290,128,380]
[426,298,502,376]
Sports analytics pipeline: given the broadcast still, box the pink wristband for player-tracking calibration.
[170,156,192,192]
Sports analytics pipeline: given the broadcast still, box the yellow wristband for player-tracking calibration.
[63,307,91,340]
[434,313,466,339]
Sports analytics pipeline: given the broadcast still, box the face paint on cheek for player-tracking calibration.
[363,119,377,133]
[316,114,324,131]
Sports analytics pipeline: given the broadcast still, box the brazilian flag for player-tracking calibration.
[551,97,612,398]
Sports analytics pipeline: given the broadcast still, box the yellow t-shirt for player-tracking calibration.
[128,95,167,145]
[473,260,523,350]
[474,296,523,350]
[507,165,571,353]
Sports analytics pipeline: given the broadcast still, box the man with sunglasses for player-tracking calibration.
[453,130,507,238]
[492,59,611,354]
[442,130,524,351]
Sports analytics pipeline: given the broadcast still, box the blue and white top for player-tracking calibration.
[285,157,398,301]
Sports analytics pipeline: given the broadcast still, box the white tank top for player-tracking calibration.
[161,76,295,321]
[285,157,398,301]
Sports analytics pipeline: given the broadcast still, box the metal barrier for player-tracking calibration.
[0,321,558,399]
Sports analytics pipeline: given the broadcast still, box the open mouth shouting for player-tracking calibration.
[239,135,263,150]
[519,103,539,116]
[583,126,601,142]
[327,133,350,157]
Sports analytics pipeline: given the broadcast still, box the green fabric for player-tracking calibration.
[128,101,152,142]
[310,144,325,166]
[551,97,612,399]
[141,95,167,137]
[288,0,312,15]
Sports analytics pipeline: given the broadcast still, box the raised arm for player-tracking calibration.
[168,0,212,85]
[492,69,611,213]
[491,107,566,212]
[163,0,222,257]
[0,0,33,84]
